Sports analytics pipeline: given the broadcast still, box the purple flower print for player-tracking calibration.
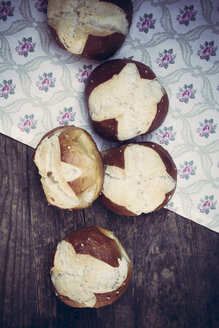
[18,114,37,133]
[136,13,156,33]
[156,126,176,146]
[196,119,217,138]
[36,72,56,92]
[197,41,217,61]
[177,84,196,103]
[35,0,48,14]
[178,160,197,180]
[0,1,14,21]
[176,5,197,26]
[156,49,176,69]
[57,107,76,126]
[0,79,16,99]
[15,37,36,57]
[165,201,177,212]
[76,64,92,83]
[198,195,217,214]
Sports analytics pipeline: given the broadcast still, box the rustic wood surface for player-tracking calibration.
[0,132,218,328]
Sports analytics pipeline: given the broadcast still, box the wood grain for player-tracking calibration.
[0,133,218,328]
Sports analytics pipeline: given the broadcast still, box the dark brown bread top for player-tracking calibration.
[85,59,157,99]
[64,226,122,267]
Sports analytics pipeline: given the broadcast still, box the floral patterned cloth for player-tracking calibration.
[0,0,218,232]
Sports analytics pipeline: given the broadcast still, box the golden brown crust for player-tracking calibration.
[33,125,104,210]
[59,127,104,198]
[85,59,169,141]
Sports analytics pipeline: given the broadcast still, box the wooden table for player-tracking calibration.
[0,132,218,328]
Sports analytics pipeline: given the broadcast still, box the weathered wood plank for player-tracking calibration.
[0,133,218,328]
[0,135,38,327]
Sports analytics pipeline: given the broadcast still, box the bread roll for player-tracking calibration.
[100,142,177,216]
[85,59,169,141]
[50,226,133,308]
[33,125,104,210]
[47,0,133,60]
